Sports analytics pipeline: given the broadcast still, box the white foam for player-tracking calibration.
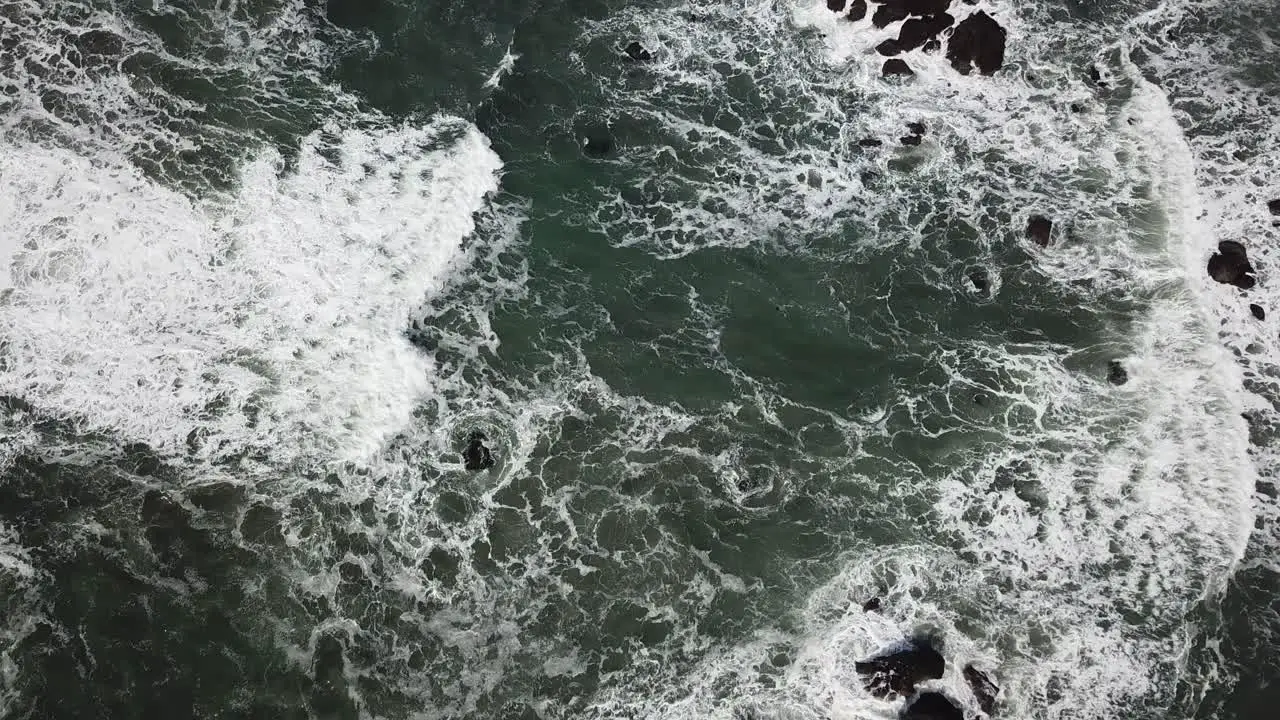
[0,121,502,467]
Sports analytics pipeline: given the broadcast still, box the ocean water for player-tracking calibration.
[0,0,1277,718]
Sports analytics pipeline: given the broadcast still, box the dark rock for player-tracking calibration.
[898,14,955,53]
[827,0,846,11]
[923,38,942,53]
[1268,199,1280,216]
[1251,304,1265,320]
[855,640,945,698]
[872,4,910,28]
[463,431,496,471]
[877,39,904,57]
[583,134,614,158]
[859,137,884,147]
[882,59,915,77]
[623,41,651,62]
[1107,360,1128,386]
[1207,240,1257,289]
[964,665,1000,715]
[1026,215,1052,246]
[906,121,926,136]
[863,596,883,612]
[902,691,964,720]
[946,11,1007,75]
[848,0,869,21]
[968,266,990,293]
[899,0,952,14]
[1070,102,1084,113]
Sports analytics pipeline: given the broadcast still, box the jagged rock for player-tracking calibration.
[463,431,496,471]
[827,0,847,11]
[855,640,945,698]
[1207,240,1257,289]
[1251,303,1266,320]
[964,665,1000,715]
[898,13,955,53]
[946,11,1007,75]
[1107,360,1128,386]
[863,596,883,612]
[1026,215,1052,246]
[901,691,964,720]
[882,59,915,77]
[877,39,904,56]
[623,41,651,61]
[848,0,869,21]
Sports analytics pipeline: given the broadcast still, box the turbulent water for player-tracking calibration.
[1,0,1278,718]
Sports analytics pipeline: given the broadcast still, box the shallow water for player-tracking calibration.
[1,1,1278,718]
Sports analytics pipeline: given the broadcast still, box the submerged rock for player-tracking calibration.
[859,137,884,147]
[463,431,496,471]
[1207,240,1257,289]
[623,41,651,61]
[1251,303,1266,320]
[855,640,945,698]
[946,11,1007,75]
[883,59,916,77]
[901,691,964,720]
[968,266,991,294]
[1026,215,1052,246]
[863,596,883,612]
[898,13,955,53]
[1107,360,1128,386]
[848,0,869,21]
[964,664,1000,715]
[583,133,614,158]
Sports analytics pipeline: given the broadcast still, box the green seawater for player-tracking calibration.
[1,1,1278,719]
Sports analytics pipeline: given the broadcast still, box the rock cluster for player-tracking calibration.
[824,0,1007,78]
[854,636,1002,717]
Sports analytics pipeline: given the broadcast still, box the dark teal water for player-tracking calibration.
[1,1,1278,719]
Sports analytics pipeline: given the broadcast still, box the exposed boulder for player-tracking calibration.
[827,0,847,11]
[1026,215,1052,246]
[1268,199,1280,216]
[1251,303,1266,321]
[946,11,1007,75]
[855,640,945,698]
[1107,360,1128,386]
[872,4,909,28]
[901,691,964,720]
[882,58,916,77]
[1207,240,1257,289]
[463,431,496,471]
[848,0,869,21]
[877,39,904,56]
[898,13,955,53]
[623,41,651,62]
[964,664,1000,715]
